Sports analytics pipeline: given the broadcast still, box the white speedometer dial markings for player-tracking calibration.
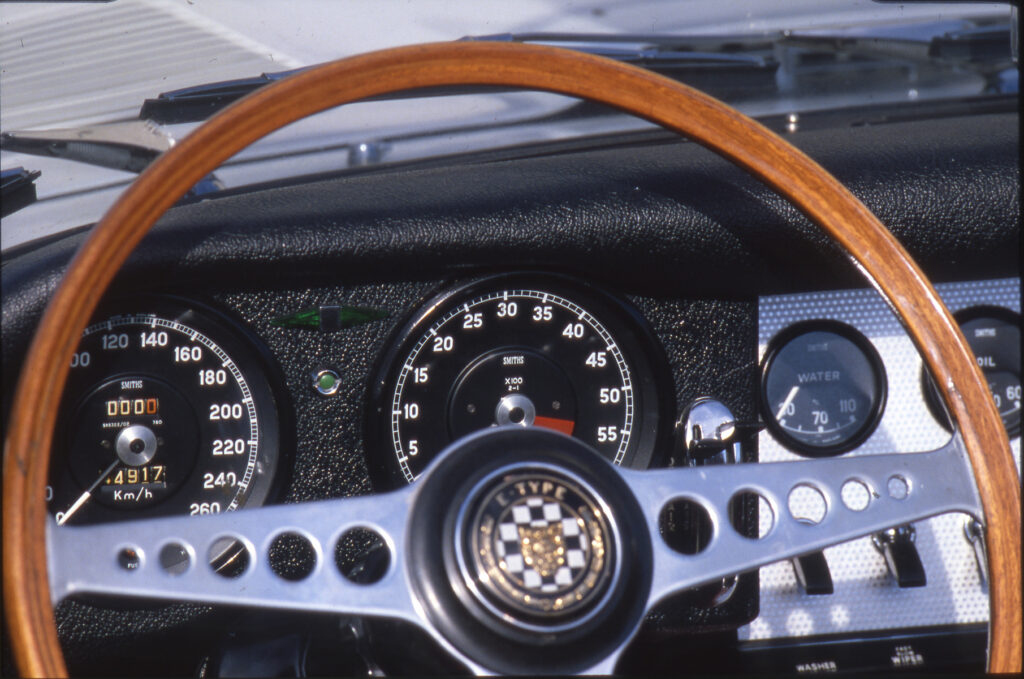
[49,299,281,526]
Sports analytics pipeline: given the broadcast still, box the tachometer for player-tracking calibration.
[367,274,673,486]
[47,297,284,526]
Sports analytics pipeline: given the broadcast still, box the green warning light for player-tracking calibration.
[313,369,341,396]
[272,305,387,331]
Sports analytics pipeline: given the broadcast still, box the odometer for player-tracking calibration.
[368,274,672,486]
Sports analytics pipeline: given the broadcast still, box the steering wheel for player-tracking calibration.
[4,43,1020,675]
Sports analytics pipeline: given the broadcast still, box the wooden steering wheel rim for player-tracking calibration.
[3,42,1020,676]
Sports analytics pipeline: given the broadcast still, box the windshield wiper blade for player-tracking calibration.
[1,167,42,218]
[463,32,780,108]
[138,67,518,125]
[138,69,306,125]
[463,32,778,69]
[138,33,779,125]
[929,24,1014,65]
[782,20,1013,68]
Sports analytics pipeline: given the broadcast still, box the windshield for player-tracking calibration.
[0,0,1015,250]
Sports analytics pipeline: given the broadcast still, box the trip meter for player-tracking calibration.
[48,297,285,526]
[367,274,673,486]
[761,320,887,456]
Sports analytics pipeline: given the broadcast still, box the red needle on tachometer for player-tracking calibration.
[533,415,575,435]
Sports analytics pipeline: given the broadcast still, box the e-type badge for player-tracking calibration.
[469,471,615,620]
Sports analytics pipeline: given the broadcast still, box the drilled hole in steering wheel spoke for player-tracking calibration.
[729,491,775,539]
[209,536,252,578]
[268,532,318,581]
[335,528,390,584]
[887,474,911,500]
[659,498,713,554]
[841,479,873,512]
[787,484,828,525]
[158,542,192,576]
[116,546,142,572]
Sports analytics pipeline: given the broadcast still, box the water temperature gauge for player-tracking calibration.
[761,320,887,456]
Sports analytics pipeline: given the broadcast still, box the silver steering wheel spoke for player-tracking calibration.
[47,486,420,624]
[45,428,985,675]
[619,436,983,609]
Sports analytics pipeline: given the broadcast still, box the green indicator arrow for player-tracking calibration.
[271,305,388,331]
[271,307,321,329]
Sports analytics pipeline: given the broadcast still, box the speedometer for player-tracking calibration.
[367,274,673,486]
[47,297,285,527]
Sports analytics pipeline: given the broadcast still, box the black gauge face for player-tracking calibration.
[48,297,284,526]
[923,306,1021,438]
[761,320,886,456]
[367,274,673,486]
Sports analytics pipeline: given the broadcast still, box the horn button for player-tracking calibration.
[407,426,651,674]
[459,468,617,627]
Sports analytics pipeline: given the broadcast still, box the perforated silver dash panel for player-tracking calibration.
[741,277,1020,641]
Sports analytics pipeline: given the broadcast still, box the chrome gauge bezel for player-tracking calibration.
[760,319,887,457]
[921,305,1021,438]
[48,295,290,525]
[365,272,675,488]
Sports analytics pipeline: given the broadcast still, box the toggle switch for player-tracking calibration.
[963,518,988,588]
[872,525,927,588]
[791,551,834,595]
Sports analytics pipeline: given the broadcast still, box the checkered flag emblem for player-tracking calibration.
[495,496,588,593]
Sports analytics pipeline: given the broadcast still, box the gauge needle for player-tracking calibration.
[534,415,575,435]
[775,386,800,422]
[57,459,119,526]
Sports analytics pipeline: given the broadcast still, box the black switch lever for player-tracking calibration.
[872,525,927,588]
[791,551,834,595]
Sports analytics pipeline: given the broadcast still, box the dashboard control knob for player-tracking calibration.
[679,397,739,464]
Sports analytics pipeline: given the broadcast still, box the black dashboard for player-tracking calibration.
[1,108,1019,675]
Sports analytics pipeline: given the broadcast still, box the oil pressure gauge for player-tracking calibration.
[923,306,1020,438]
[761,320,886,456]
